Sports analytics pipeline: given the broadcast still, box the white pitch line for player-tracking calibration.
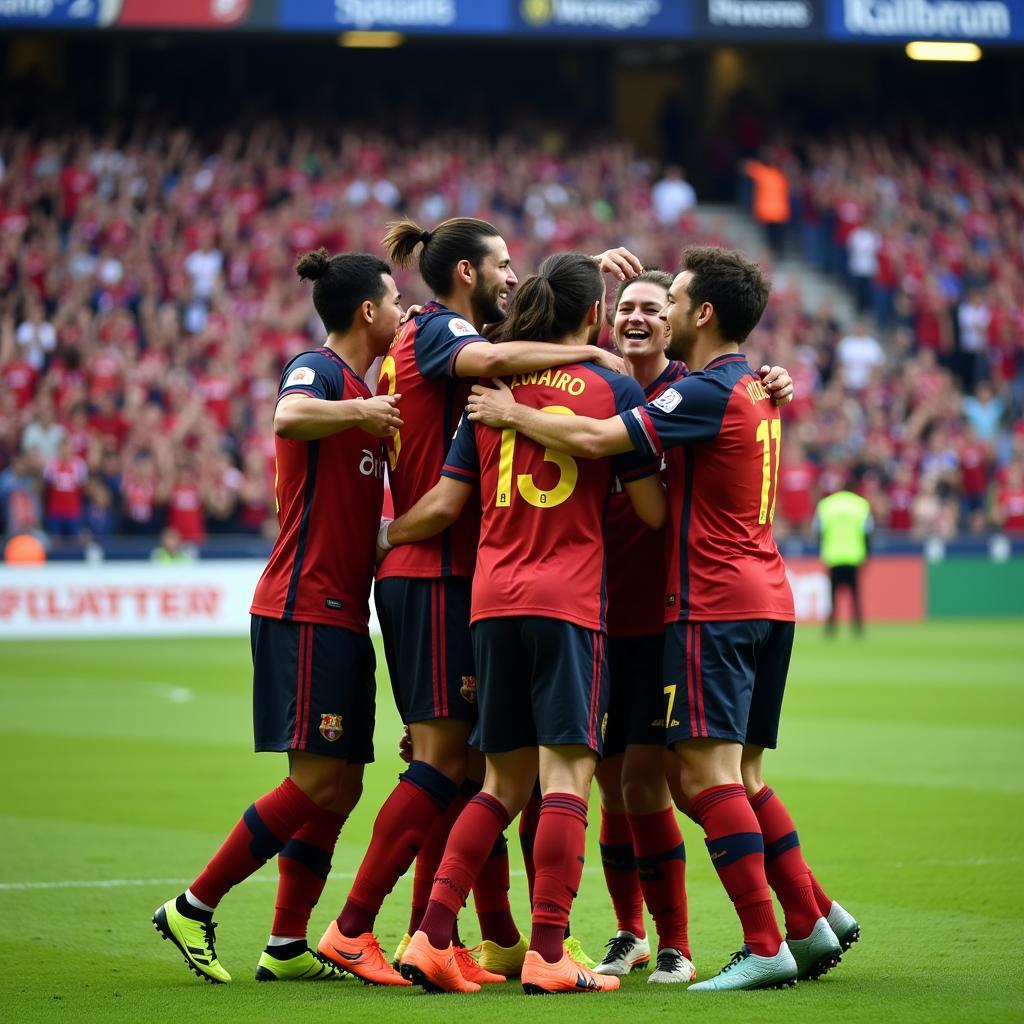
[3,856,1022,894]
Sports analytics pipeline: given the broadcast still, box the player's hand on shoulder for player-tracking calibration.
[400,304,425,325]
[595,246,644,281]
[590,347,626,375]
[760,364,794,406]
[357,394,403,436]
[468,379,516,427]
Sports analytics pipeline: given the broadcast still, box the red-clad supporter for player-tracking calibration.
[995,463,1024,533]
[167,465,206,545]
[777,438,818,531]
[43,438,88,537]
[0,115,1020,544]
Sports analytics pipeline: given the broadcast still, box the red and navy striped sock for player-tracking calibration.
[190,778,318,909]
[809,872,833,917]
[530,793,589,964]
[337,760,458,937]
[518,789,542,905]
[599,808,645,938]
[272,807,348,939]
[692,783,782,958]
[750,786,821,939]
[407,788,471,935]
[628,806,688,957]
[420,793,511,949]
[474,832,519,947]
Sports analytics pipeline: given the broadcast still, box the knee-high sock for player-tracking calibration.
[191,778,319,908]
[629,807,688,957]
[518,788,541,905]
[749,786,820,939]
[692,784,783,958]
[599,808,645,938]
[408,785,471,935]
[419,793,511,948]
[530,794,589,964]
[272,807,348,939]
[337,761,458,937]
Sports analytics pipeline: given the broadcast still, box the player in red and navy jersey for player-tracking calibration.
[153,249,407,986]
[594,271,793,985]
[468,246,856,991]
[323,216,642,982]
[379,253,665,994]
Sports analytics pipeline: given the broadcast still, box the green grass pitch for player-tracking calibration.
[2,620,1022,1023]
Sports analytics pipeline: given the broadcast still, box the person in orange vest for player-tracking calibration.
[744,149,790,259]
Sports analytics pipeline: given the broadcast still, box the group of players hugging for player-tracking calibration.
[152,216,860,995]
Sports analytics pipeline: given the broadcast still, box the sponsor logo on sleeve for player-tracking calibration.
[652,388,682,413]
[284,366,316,388]
[447,317,477,338]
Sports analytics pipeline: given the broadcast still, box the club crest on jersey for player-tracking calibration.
[448,318,477,338]
[652,388,682,413]
[284,366,315,388]
[460,676,478,703]
[319,713,344,742]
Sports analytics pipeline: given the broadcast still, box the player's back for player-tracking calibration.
[666,355,794,621]
[444,361,653,632]
[376,301,481,580]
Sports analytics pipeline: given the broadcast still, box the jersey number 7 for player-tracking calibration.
[496,406,578,510]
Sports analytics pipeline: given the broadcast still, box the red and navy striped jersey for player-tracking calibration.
[605,359,686,638]
[250,348,385,632]
[622,353,795,623]
[442,362,657,632]
[375,301,486,581]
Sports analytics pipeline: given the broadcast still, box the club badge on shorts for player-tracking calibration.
[319,713,344,742]
[460,676,478,703]
[601,713,608,742]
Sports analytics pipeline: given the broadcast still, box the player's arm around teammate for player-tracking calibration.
[152,249,407,987]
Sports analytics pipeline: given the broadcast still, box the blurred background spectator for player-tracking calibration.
[0,110,1020,552]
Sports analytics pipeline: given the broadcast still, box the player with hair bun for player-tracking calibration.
[320,218,643,984]
[385,252,666,994]
[152,249,404,985]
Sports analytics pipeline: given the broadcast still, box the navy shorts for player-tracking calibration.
[471,616,609,755]
[663,619,794,749]
[375,577,477,725]
[603,633,667,758]
[251,615,376,763]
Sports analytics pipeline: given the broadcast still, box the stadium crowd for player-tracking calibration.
[1,119,1022,548]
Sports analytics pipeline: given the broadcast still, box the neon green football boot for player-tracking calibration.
[563,934,598,969]
[477,933,529,977]
[152,896,231,984]
[391,932,413,969]
[256,944,348,981]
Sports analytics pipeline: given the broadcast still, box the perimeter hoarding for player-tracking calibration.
[277,0,509,33]
[0,557,923,639]
[827,0,1024,40]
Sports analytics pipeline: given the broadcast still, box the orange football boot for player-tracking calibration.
[454,945,506,984]
[400,930,481,993]
[316,921,411,986]
[520,949,621,994]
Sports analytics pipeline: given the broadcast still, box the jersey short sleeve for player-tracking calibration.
[277,351,339,402]
[413,312,487,381]
[440,411,479,485]
[604,372,660,483]
[621,372,732,458]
